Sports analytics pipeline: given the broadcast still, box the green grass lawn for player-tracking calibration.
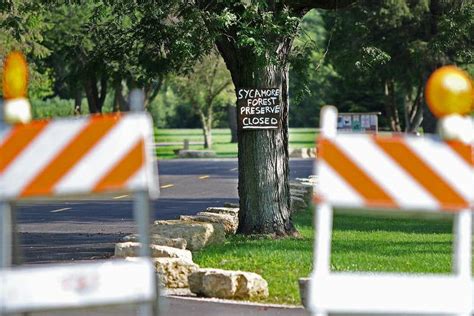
[155,128,317,159]
[193,208,454,305]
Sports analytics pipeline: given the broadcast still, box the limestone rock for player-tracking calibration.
[154,258,199,289]
[223,202,239,208]
[290,182,314,201]
[289,148,316,158]
[204,207,239,217]
[188,270,207,295]
[115,242,192,262]
[198,211,238,233]
[181,212,238,235]
[189,268,268,299]
[290,189,306,198]
[291,196,307,212]
[151,220,225,251]
[122,234,187,249]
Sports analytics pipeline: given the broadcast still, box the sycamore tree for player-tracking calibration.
[196,0,354,235]
[174,51,234,149]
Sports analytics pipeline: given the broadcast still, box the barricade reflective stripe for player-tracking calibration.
[317,134,473,211]
[0,113,158,200]
[0,120,48,173]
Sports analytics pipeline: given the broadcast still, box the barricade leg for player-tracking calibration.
[452,210,472,316]
[310,202,334,316]
[133,191,158,316]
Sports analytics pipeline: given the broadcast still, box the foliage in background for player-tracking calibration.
[289,10,338,128]
[2,1,472,131]
[325,0,474,132]
[0,1,52,99]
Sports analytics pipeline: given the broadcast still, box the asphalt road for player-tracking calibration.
[32,297,308,316]
[15,158,313,264]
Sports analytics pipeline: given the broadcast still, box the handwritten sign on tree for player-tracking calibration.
[237,88,281,130]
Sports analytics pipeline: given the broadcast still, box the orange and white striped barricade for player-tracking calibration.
[308,106,474,316]
[0,94,160,315]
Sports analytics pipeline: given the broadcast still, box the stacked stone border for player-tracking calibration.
[114,177,315,301]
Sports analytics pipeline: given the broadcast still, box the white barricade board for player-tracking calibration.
[0,113,159,201]
[0,258,155,314]
[316,134,473,211]
[309,273,472,315]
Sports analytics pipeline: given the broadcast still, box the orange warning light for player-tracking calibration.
[2,51,29,99]
[425,66,473,118]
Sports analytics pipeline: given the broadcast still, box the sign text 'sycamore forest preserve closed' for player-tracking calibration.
[237,88,281,130]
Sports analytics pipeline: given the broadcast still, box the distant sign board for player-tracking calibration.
[237,88,281,130]
[337,112,379,133]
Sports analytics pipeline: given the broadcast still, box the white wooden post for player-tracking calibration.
[453,210,472,316]
[310,106,338,316]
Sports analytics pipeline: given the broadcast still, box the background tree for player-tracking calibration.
[174,51,234,149]
[43,3,107,114]
[91,0,213,112]
[289,9,338,128]
[325,0,473,132]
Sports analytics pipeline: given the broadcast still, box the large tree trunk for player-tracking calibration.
[84,74,107,114]
[199,111,213,149]
[217,38,296,236]
[203,126,212,149]
[404,82,424,133]
[113,80,129,112]
[74,87,82,116]
[228,104,238,143]
[384,80,401,132]
[237,64,294,235]
[422,0,454,133]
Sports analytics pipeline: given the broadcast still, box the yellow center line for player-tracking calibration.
[160,184,175,189]
[113,194,129,199]
[199,175,210,179]
[50,207,72,213]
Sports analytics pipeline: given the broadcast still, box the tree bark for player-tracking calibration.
[216,35,296,235]
[236,64,294,235]
[228,104,238,143]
